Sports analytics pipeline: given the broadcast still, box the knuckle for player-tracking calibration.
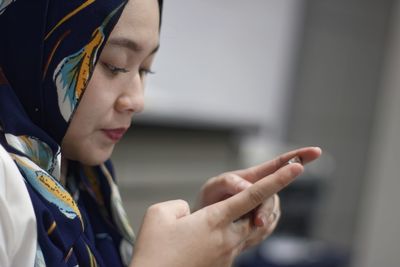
[271,156,284,170]
[219,176,231,188]
[248,187,265,205]
[205,206,224,228]
[175,198,189,206]
[205,175,219,186]
[277,154,287,167]
[243,166,257,179]
[146,203,163,215]
[219,172,238,185]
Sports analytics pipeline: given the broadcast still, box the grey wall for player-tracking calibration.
[285,0,393,249]
[352,1,400,265]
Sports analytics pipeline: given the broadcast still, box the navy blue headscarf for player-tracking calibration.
[0,0,162,266]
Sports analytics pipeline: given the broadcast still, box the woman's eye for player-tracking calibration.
[139,68,155,77]
[102,62,154,77]
[103,62,129,75]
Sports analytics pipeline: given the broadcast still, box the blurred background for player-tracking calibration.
[111,0,400,266]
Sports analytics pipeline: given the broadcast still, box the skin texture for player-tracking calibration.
[61,0,160,166]
[60,0,323,266]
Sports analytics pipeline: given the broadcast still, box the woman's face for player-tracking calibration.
[61,0,160,165]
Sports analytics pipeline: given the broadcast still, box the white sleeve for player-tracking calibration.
[0,144,37,267]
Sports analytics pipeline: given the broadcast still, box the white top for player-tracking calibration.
[0,144,37,267]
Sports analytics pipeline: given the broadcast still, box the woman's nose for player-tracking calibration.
[114,73,144,113]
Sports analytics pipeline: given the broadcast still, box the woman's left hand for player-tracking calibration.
[195,146,321,251]
[195,173,280,251]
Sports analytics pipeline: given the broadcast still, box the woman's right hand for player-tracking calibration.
[130,147,321,267]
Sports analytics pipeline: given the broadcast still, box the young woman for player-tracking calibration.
[0,0,321,266]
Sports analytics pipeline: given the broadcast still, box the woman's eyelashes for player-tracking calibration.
[102,62,154,77]
[103,62,129,75]
[139,68,155,76]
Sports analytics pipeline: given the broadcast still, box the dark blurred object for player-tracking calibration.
[235,173,349,267]
[235,236,349,267]
[276,176,322,236]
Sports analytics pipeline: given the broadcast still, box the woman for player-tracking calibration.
[0,0,321,266]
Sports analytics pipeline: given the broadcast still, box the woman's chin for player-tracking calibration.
[61,135,116,165]
[72,146,114,166]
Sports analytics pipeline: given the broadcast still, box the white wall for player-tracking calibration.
[141,0,304,136]
[351,1,400,266]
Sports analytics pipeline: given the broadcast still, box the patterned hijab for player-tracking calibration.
[0,0,161,266]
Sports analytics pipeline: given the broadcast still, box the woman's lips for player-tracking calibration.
[102,128,127,141]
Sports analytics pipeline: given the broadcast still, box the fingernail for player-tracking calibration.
[257,215,267,227]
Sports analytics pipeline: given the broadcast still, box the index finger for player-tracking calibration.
[212,162,304,223]
[232,146,321,183]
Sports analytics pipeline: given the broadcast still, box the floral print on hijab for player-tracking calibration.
[0,0,139,266]
[0,0,15,15]
[53,3,122,121]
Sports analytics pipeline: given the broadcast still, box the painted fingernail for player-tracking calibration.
[257,215,267,227]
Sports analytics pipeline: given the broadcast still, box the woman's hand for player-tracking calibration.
[195,146,321,250]
[195,171,281,251]
[130,147,321,267]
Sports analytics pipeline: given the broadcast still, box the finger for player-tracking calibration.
[197,174,252,209]
[232,146,321,183]
[229,215,254,242]
[242,214,277,250]
[209,173,253,197]
[267,194,281,226]
[267,209,280,233]
[223,216,255,261]
[147,199,191,220]
[242,196,281,250]
[224,173,253,195]
[214,162,303,223]
[170,200,191,219]
[253,195,276,227]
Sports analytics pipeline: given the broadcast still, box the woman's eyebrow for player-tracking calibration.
[107,37,159,55]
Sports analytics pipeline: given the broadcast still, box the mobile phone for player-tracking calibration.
[287,156,303,165]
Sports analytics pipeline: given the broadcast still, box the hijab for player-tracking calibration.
[0,0,162,266]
